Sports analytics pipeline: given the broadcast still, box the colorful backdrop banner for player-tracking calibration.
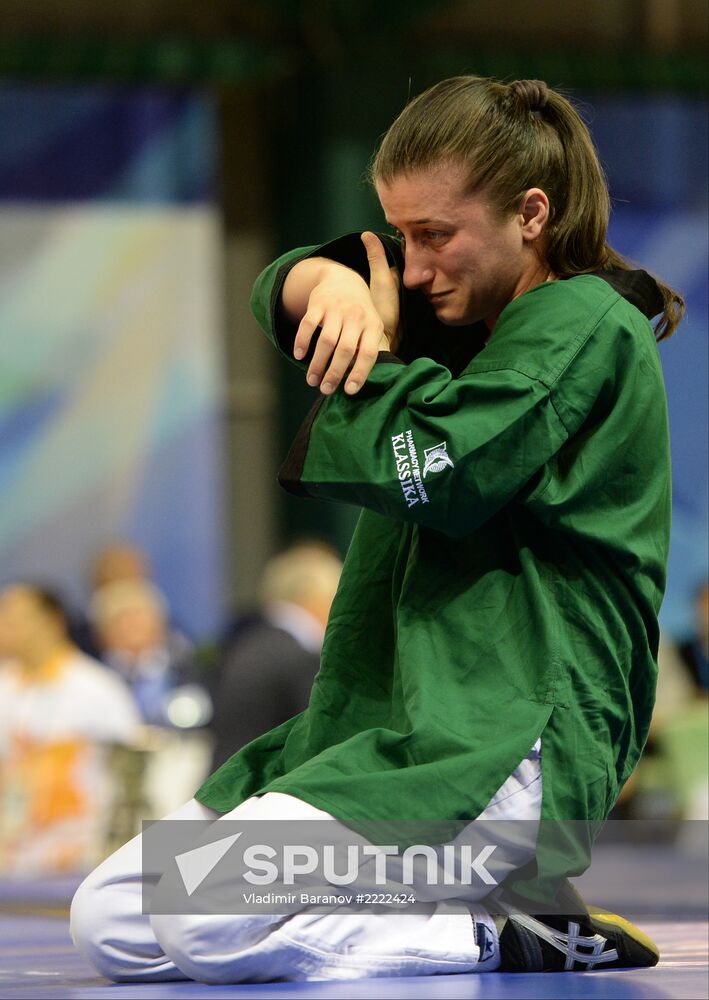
[0,86,225,641]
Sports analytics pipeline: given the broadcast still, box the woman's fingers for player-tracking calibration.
[361,231,390,287]
[294,246,396,395]
[306,315,383,396]
[361,231,400,343]
[318,319,362,394]
[294,305,324,361]
[306,313,350,388]
[344,326,386,395]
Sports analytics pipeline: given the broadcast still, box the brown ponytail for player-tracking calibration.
[371,76,685,340]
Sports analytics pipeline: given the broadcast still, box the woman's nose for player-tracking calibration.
[402,250,434,290]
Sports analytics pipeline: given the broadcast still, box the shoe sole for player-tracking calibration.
[587,907,660,967]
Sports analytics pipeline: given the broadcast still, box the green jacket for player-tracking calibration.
[197,233,670,884]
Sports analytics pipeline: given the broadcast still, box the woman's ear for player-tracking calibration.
[519,188,550,242]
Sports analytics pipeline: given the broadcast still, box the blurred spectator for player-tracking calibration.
[90,542,151,592]
[0,583,140,873]
[69,541,154,657]
[654,582,709,822]
[211,543,343,769]
[613,615,709,825]
[677,580,709,693]
[90,579,211,729]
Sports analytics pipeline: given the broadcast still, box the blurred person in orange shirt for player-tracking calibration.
[0,583,140,873]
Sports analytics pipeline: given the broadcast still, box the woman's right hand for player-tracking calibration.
[282,232,400,396]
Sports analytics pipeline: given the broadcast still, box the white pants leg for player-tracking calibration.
[70,797,210,982]
[71,747,542,983]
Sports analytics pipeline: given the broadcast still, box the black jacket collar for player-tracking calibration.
[588,268,664,321]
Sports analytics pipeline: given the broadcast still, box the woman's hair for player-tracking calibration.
[371,76,684,340]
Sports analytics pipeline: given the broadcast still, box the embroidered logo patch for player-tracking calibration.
[391,430,429,508]
[422,441,454,478]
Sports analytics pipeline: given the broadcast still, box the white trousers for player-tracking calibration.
[71,746,542,984]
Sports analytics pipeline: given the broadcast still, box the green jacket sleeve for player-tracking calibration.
[277,352,569,537]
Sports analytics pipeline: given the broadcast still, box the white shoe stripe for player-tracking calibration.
[506,911,620,970]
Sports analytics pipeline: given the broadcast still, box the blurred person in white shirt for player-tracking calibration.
[90,579,209,729]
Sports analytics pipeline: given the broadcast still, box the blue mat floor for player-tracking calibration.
[0,913,706,999]
[1,841,707,999]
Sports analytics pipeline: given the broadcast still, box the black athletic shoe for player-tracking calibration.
[498,906,660,972]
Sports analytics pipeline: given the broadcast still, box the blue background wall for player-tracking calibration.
[592,95,708,636]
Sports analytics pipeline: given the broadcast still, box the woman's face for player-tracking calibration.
[376,162,550,330]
